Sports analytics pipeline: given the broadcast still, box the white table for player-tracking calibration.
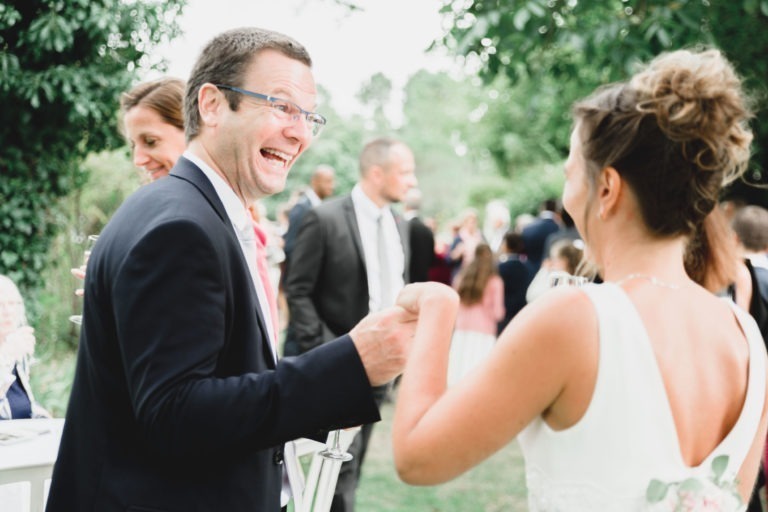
[0,419,64,512]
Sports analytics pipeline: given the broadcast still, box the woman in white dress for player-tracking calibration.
[392,48,768,510]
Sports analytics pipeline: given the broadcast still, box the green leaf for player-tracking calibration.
[712,454,729,482]
[656,27,671,47]
[527,0,547,18]
[679,477,704,492]
[646,479,670,503]
[514,8,531,31]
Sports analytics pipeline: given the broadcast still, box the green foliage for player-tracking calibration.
[30,150,141,351]
[0,0,185,297]
[437,0,768,205]
[357,72,394,133]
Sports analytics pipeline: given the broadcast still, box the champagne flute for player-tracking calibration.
[548,270,588,288]
[319,429,354,461]
[70,234,99,326]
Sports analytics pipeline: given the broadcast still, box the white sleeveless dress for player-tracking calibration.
[518,283,766,511]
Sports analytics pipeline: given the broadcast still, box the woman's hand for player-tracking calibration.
[396,282,458,316]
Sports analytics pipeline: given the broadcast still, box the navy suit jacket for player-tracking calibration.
[408,216,435,283]
[46,158,379,512]
[283,192,314,262]
[521,215,560,270]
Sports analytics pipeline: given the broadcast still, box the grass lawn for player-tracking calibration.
[32,349,530,511]
[356,400,529,512]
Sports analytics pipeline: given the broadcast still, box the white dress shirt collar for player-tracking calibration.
[182,151,251,236]
[351,184,389,221]
[350,184,405,312]
[304,187,322,207]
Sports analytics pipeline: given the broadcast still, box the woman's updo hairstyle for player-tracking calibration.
[573,49,753,238]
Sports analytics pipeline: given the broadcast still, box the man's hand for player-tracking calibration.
[349,307,417,387]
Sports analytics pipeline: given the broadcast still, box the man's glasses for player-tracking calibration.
[215,85,327,136]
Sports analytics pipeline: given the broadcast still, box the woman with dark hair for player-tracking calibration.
[447,243,504,386]
[392,49,768,509]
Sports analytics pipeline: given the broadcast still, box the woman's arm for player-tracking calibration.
[393,284,597,485]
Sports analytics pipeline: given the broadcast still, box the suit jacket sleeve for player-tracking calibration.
[112,219,378,460]
[284,208,331,353]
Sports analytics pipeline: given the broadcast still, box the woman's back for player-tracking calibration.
[518,282,765,510]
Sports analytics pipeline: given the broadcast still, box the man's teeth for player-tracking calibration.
[262,148,293,164]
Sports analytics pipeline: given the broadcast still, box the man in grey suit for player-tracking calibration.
[284,137,417,512]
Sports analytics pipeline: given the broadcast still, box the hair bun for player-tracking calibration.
[631,49,753,184]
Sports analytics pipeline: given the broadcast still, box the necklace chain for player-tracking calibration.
[613,273,681,290]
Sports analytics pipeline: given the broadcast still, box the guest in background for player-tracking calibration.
[542,208,580,264]
[72,79,188,289]
[0,275,49,420]
[521,198,561,272]
[448,243,504,386]
[282,164,336,265]
[120,77,186,183]
[497,232,534,334]
[284,137,416,511]
[525,238,585,304]
[404,187,435,283]
[732,205,768,270]
[448,208,484,280]
[548,239,585,276]
[427,219,454,286]
[484,200,511,254]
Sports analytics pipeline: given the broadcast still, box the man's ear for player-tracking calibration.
[597,166,622,220]
[197,84,225,128]
[368,164,385,184]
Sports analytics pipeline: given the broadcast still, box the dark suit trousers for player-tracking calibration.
[330,385,388,512]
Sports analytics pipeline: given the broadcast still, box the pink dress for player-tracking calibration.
[448,275,505,386]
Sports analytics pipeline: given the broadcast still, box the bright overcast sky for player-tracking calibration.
[150,0,459,118]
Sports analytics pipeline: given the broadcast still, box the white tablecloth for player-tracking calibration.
[0,418,64,512]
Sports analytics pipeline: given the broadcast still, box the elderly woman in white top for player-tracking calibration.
[0,275,49,419]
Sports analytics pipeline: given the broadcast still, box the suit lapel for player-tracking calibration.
[342,196,367,271]
[394,211,411,283]
[171,157,276,367]
[171,157,229,223]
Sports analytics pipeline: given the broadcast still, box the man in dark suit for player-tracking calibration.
[283,164,335,262]
[284,137,416,512]
[403,187,435,283]
[521,198,561,271]
[46,28,415,512]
